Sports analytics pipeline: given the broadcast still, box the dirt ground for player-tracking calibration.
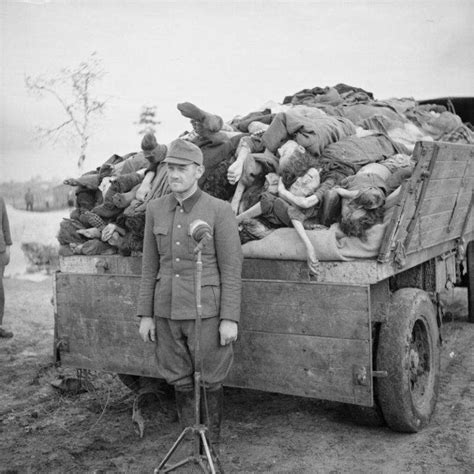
[0,278,473,473]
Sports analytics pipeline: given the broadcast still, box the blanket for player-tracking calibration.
[242,206,395,261]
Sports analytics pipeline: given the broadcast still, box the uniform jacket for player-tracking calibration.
[137,188,243,322]
[0,197,12,253]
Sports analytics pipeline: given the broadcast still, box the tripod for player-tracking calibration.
[155,250,223,473]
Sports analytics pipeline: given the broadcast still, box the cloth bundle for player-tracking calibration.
[262,110,356,157]
[242,203,395,261]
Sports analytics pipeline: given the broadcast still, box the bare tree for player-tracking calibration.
[135,105,161,136]
[25,52,108,170]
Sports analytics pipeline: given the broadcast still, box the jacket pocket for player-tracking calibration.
[153,225,169,254]
[201,284,220,317]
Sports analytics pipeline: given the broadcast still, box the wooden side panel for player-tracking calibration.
[55,273,162,377]
[379,141,474,263]
[227,279,373,405]
[55,273,373,405]
[407,204,471,253]
[240,280,370,340]
[227,332,372,406]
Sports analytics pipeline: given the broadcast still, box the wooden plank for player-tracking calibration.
[57,274,371,340]
[424,176,473,199]
[59,255,142,275]
[370,280,391,323]
[55,274,161,376]
[418,190,471,216]
[226,331,372,406]
[61,254,397,286]
[429,160,473,180]
[430,141,474,161]
[56,273,141,321]
[241,281,370,339]
[418,206,469,233]
[379,141,473,263]
[407,210,469,253]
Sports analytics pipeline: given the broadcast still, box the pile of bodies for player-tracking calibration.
[58,83,474,268]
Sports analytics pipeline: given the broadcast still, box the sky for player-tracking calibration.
[1,0,473,183]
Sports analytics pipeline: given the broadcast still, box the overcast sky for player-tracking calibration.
[1,0,473,182]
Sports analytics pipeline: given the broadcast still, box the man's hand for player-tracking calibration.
[77,227,101,239]
[139,316,156,342]
[101,223,118,242]
[227,159,244,185]
[306,246,321,279]
[219,319,238,346]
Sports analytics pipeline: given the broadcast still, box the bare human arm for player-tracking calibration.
[278,178,319,209]
[227,138,252,185]
[236,202,262,223]
[135,170,156,202]
[292,219,321,278]
[332,186,360,199]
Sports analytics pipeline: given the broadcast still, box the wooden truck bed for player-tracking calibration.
[54,141,473,408]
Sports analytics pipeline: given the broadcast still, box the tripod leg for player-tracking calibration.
[199,430,217,474]
[201,386,224,455]
[156,427,193,472]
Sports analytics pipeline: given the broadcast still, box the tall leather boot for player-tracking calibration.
[201,386,224,455]
[175,387,195,455]
[175,388,195,429]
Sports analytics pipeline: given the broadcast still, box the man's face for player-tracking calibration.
[289,167,321,197]
[167,162,203,194]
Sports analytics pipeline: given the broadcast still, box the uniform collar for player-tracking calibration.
[169,188,202,213]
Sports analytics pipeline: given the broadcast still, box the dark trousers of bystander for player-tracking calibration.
[0,257,5,325]
[0,253,13,338]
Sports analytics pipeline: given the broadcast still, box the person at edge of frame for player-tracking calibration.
[136,138,243,455]
[0,196,13,338]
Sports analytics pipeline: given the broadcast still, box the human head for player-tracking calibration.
[353,187,385,210]
[164,139,203,166]
[141,133,159,161]
[340,196,385,241]
[289,167,321,197]
[164,139,204,195]
[278,140,305,166]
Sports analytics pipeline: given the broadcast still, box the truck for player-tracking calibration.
[53,140,473,433]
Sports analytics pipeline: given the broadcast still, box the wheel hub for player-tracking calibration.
[409,321,431,404]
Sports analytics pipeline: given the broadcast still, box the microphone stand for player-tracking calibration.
[155,248,223,473]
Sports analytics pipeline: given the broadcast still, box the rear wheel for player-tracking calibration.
[377,288,440,432]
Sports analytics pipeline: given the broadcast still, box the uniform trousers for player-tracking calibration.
[155,316,233,390]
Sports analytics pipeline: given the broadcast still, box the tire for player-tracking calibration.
[376,288,440,433]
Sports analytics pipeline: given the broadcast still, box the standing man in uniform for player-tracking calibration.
[136,139,243,452]
[0,196,13,338]
[25,188,34,211]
